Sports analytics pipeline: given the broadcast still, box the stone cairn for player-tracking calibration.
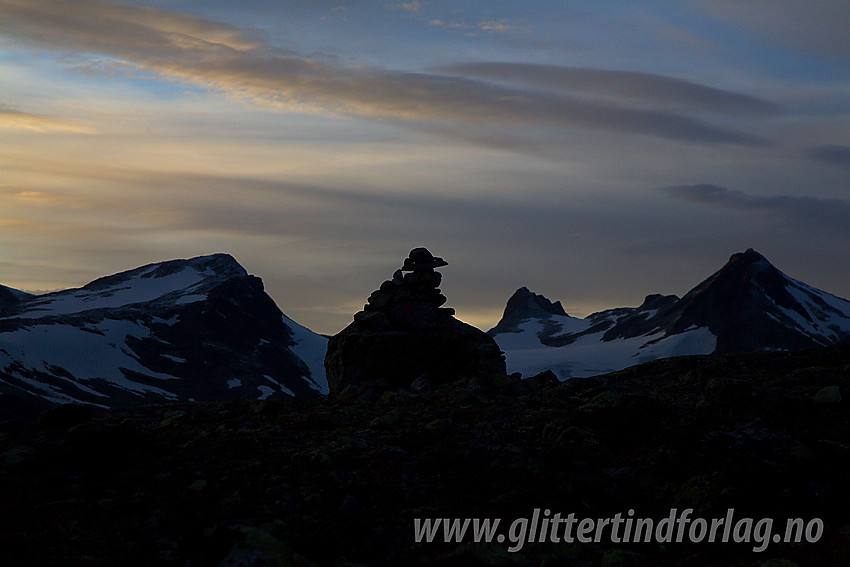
[360,247,453,328]
[324,247,506,395]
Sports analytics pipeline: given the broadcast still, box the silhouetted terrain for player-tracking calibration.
[490,249,850,379]
[2,344,849,566]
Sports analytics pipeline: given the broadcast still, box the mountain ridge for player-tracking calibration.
[489,286,568,336]
[4,248,849,417]
[489,249,850,378]
[0,253,327,420]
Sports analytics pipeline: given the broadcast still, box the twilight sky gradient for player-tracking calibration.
[1,0,849,334]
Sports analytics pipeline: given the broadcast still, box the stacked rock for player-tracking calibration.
[325,247,507,395]
[357,247,453,330]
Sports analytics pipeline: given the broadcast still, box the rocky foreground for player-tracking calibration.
[2,346,850,566]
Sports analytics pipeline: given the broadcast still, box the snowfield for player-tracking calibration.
[17,266,214,317]
[498,324,717,379]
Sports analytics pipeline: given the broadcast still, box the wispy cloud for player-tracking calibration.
[387,1,424,13]
[429,18,527,34]
[0,0,768,146]
[0,150,643,256]
[0,158,672,331]
[0,107,92,133]
[0,0,264,53]
[476,20,526,34]
[693,0,850,60]
[663,184,850,232]
[429,19,466,29]
[439,63,782,116]
[806,145,850,170]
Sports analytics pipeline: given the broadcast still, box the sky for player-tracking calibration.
[1,0,849,335]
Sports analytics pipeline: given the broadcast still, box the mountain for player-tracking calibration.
[489,249,850,379]
[0,254,327,420]
[488,286,567,335]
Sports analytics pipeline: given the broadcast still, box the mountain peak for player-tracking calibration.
[489,249,850,378]
[507,287,567,318]
[684,249,781,296]
[94,253,247,285]
[715,248,782,286]
[70,253,247,298]
[726,247,771,270]
[0,253,328,419]
[489,287,567,335]
[668,249,850,352]
[736,247,762,259]
[182,253,247,277]
[9,253,254,321]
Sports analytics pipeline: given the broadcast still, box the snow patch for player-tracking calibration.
[152,315,181,326]
[0,319,180,398]
[264,374,295,397]
[495,315,591,350]
[783,279,850,338]
[257,385,274,400]
[282,313,329,394]
[497,325,716,380]
[17,266,209,316]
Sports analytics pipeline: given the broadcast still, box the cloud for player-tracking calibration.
[439,63,782,116]
[663,184,747,205]
[692,0,850,61]
[0,107,92,133]
[476,20,525,34]
[429,19,466,29]
[0,0,768,146]
[0,155,622,256]
[0,0,264,54]
[663,184,850,232]
[806,145,850,170]
[387,1,424,12]
[429,17,528,34]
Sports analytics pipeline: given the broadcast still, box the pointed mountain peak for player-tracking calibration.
[725,248,772,271]
[732,247,764,260]
[693,248,783,293]
[489,287,568,334]
[506,287,567,318]
[670,248,844,352]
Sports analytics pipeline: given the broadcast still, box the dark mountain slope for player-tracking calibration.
[1,344,848,565]
[667,248,850,352]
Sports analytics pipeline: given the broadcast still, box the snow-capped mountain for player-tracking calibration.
[489,249,850,379]
[0,254,328,419]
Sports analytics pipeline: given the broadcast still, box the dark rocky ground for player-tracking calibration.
[2,345,850,566]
